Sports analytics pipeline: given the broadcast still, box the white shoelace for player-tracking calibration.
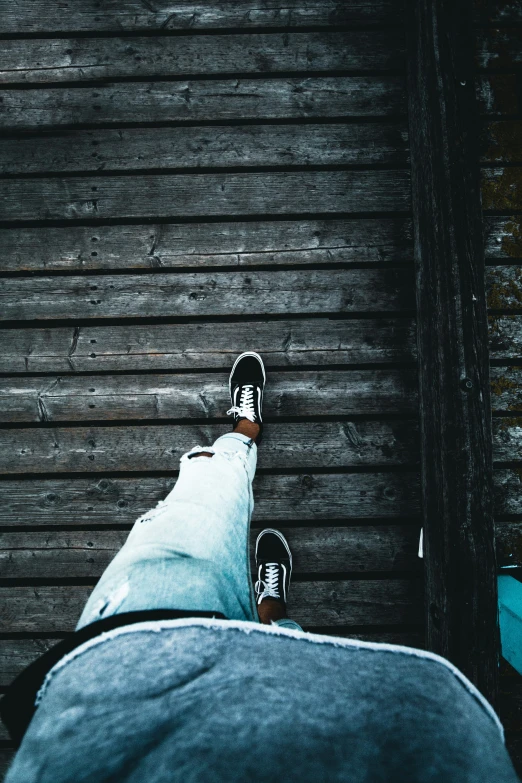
[255,562,280,605]
[227,384,256,423]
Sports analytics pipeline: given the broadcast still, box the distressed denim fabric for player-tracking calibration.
[77,432,302,631]
[5,621,519,783]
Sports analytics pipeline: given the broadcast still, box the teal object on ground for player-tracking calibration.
[498,575,522,675]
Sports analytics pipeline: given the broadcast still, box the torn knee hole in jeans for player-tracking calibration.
[182,445,249,471]
[182,445,216,462]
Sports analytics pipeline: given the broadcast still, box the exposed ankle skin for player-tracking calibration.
[257,598,287,625]
[234,419,261,442]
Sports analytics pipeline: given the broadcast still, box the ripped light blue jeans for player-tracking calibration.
[77,432,302,632]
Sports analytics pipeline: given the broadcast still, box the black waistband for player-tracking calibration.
[0,608,227,747]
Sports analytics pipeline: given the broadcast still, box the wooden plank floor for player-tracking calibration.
[11,0,522,774]
[0,2,422,769]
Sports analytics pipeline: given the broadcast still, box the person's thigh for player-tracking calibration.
[77,435,258,629]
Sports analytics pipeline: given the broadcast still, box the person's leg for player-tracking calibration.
[77,427,258,628]
[77,352,267,630]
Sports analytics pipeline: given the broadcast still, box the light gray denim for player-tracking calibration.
[6,622,519,783]
[77,432,302,632]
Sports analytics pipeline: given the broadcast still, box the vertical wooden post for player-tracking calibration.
[407,0,499,702]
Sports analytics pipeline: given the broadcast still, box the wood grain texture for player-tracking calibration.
[484,217,522,260]
[0,420,419,473]
[0,370,418,424]
[0,123,409,175]
[476,75,520,116]
[474,0,522,23]
[487,266,522,310]
[0,318,417,373]
[0,79,406,130]
[482,169,522,212]
[0,470,520,532]
[0,640,60,690]
[0,628,425,689]
[477,29,522,70]
[0,269,414,321]
[0,1,418,729]
[0,473,421,526]
[408,0,498,699]
[0,171,411,222]
[493,418,522,462]
[6,0,508,32]
[489,316,522,358]
[481,122,522,165]
[1,215,511,272]
[0,1,404,33]
[0,750,14,779]
[497,521,522,568]
[0,580,423,632]
[0,218,414,272]
[495,469,522,516]
[0,585,96,633]
[490,367,522,412]
[0,32,405,84]
[0,526,422,579]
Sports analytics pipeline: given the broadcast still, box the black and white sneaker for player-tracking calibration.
[254,528,293,606]
[227,351,265,441]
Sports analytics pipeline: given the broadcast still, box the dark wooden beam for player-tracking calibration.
[407,0,499,701]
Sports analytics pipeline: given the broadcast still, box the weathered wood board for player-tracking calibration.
[0,1,424,768]
[0,31,517,83]
[0,469,520,526]
[490,316,522,358]
[482,171,522,212]
[0,318,417,373]
[0,1,404,33]
[0,580,423,633]
[0,526,422,579]
[491,368,522,411]
[0,32,405,83]
[1,0,516,34]
[0,78,406,130]
[484,217,522,260]
[6,368,522,420]
[477,29,522,69]
[0,421,419,473]
[482,122,522,164]
[0,269,414,321]
[0,473,421,525]
[0,124,409,175]
[0,219,414,272]
[0,370,418,423]
[0,171,411,222]
[0,215,517,274]
[477,75,521,116]
[488,266,522,310]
